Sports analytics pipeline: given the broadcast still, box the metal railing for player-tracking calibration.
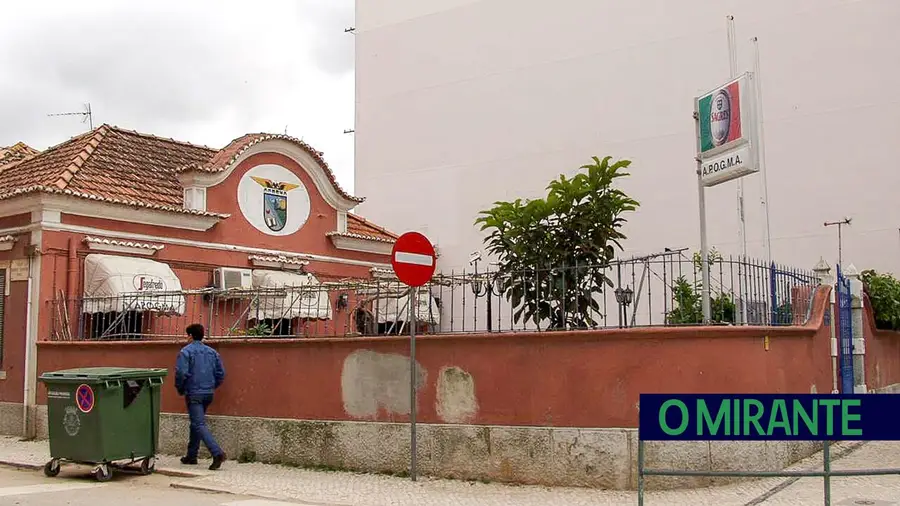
[637,439,900,505]
[48,252,820,341]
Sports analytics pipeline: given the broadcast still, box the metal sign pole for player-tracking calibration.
[823,440,832,506]
[698,172,712,322]
[694,106,712,323]
[409,288,418,481]
[637,436,645,506]
[391,231,435,483]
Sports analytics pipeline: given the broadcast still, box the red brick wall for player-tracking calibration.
[32,288,849,428]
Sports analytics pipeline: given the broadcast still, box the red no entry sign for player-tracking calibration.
[391,232,436,287]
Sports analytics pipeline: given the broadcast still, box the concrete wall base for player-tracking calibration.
[874,383,900,394]
[0,402,22,437]
[17,406,820,490]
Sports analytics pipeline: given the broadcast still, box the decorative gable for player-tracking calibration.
[0,125,398,254]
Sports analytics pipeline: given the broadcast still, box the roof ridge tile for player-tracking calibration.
[105,124,217,153]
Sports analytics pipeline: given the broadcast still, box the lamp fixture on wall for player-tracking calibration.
[336,293,349,310]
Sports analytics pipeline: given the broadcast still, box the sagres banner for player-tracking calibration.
[695,73,758,187]
[699,80,742,153]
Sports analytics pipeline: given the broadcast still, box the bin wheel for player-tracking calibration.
[43,459,60,478]
[93,464,112,482]
[140,457,156,475]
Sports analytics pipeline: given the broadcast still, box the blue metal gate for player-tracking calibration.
[836,265,854,393]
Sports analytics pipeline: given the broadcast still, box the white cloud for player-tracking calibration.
[0,0,357,192]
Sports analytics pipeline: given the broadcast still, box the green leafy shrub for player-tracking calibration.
[245,322,272,336]
[666,275,736,325]
[860,269,900,331]
[666,248,736,325]
[476,156,639,329]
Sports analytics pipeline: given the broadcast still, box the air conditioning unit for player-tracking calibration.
[213,267,252,292]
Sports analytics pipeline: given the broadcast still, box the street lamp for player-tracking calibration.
[469,252,501,332]
[615,286,634,328]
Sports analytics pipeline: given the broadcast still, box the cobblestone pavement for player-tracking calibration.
[1,436,899,505]
[0,466,293,506]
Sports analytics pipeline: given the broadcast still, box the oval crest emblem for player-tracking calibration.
[710,89,731,146]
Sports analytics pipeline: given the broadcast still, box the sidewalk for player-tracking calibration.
[1,436,898,505]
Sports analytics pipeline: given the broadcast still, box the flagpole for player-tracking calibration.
[751,36,774,266]
[727,16,748,261]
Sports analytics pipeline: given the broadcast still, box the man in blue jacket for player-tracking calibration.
[175,323,227,470]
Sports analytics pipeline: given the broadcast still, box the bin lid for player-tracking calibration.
[39,367,168,383]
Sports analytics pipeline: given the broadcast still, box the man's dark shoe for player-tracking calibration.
[209,452,226,471]
[180,456,198,465]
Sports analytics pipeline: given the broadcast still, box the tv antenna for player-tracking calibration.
[48,103,93,130]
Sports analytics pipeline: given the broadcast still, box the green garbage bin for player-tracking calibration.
[38,367,167,481]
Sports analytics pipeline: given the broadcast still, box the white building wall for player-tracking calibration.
[355,0,900,274]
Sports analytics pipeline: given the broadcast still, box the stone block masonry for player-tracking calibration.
[28,406,820,490]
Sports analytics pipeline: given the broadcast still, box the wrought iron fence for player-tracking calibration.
[48,251,820,341]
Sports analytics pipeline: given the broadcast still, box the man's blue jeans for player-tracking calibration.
[186,394,223,459]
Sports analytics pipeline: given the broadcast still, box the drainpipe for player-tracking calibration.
[67,238,78,338]
[22,240,41,439]
[829,287,839,394]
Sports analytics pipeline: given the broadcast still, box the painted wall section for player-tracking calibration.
[436,366,478,423]
[341,349,427,419]
[32,287,896,428]
[0,232,32,404]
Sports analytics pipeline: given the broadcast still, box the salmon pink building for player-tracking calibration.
[0,125,405,435]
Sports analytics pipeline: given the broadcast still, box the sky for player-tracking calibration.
[0,0,357,192]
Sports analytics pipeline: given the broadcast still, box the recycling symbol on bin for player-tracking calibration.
[76,384,95,413]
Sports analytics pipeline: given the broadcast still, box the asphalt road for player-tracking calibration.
[0,465,304,506]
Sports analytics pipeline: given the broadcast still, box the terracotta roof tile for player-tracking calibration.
[83,236,165,251]
[0,126,396,239]
[0,125,226,218]
[328,214,398,243]
[0,142,40,173]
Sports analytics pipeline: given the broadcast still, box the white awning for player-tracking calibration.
[250,269,332,320]
[82,254,185,315]
[371,288,441,325]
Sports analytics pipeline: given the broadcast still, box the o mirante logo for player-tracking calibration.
[657,397,861,438]
[638,394,900,441]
